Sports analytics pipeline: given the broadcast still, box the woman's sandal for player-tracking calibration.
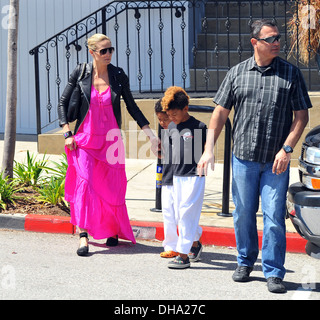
[106,235,118,247]
[160,251,179,258]
[168,256,190,269]
[77,232,89,256]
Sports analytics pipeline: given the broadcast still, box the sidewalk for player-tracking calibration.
[0,138,307,253]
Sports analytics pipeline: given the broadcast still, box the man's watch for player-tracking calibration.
[63,131,73,139]
[282,145,293,153]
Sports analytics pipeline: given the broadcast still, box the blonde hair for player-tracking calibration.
[161,86,190,111]
[87,34,111,51]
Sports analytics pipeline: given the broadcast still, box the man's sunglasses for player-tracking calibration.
[94,47,115,55]
[255,34,281,44]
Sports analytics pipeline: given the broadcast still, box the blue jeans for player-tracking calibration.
[232,154,289,279]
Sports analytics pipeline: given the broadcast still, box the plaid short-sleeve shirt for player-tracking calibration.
[214,56,313,163]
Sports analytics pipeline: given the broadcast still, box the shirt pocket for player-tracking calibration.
[273,87,290,108]
[267,87,290,135]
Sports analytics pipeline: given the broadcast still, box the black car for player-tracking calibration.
[287,125,320,259]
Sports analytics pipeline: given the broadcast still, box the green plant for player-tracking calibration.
[45,153,68,179]
[13,151,49,186]
[36,175,69,208]
[35,154,69,208]
[0,173,21,210]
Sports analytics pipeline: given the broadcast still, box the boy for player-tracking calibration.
[155,98,204,261]
[155,99,178,258]
[161,87,207,269]
[155,99,171,131]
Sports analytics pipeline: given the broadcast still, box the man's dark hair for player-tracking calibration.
[250,19,278,39]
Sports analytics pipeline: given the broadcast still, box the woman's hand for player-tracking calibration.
[63,124,77,151]
[65,136,77,151]
[150,136,162,158]
[141,125,162,158]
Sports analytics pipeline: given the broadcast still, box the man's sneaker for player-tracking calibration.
[168,256,190,269]
[188,241,203,262]
[267,277,287,293]
[232,266,253,282]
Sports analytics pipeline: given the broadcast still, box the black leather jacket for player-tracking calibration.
[57,62,149,134]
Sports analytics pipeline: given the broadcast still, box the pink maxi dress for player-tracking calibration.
[64,85,136,243]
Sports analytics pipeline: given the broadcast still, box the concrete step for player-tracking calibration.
[201,17,287,34]
[38,127,67,155]
[194,50,320,69]
[194,50,252,68]
[301,70,320,91]
[37,95,320,169]
[188,67,320,92]
[37,98,217,158]
[197,33,252,50]
[189,69,228,92]
[196,33,315,54]
[192,1,319,91]
[204,1,293,18]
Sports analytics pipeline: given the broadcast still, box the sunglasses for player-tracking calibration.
[94,47,115,55]
[255,34,281,44]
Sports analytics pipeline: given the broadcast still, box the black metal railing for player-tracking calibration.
[29,0,320,134]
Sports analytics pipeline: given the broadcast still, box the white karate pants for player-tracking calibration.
[162,176,205,254]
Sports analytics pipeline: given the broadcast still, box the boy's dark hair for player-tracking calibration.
[155,98,165,113]
[161,86,190,111]
[250,19,277,39]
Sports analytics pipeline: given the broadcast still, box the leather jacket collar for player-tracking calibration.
[80,62,123,119]
[58,61,149,134]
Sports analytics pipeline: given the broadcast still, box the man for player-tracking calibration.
[198,19,312,293]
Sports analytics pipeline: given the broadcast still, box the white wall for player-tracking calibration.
[0,0,190,134]
[1,0,113,134]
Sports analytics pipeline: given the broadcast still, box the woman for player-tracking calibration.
[58,33,159,256]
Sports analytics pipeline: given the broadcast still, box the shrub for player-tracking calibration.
[36,176,68,208]
[0,173,21,210]
[13,151,49,187]
[35,153,69,208]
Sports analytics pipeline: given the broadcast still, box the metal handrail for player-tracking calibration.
[29,0,320,134]
[189,105,232,216]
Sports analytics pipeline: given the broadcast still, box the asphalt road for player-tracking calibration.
[0,230,319,304]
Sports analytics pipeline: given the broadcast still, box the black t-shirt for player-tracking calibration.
[161,116,207,185]
[160,128,173,186]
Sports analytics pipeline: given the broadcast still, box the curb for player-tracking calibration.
[0,214,76,234]
[25,214,76,234]
[130,220,308,254]
[0,213,308,254]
